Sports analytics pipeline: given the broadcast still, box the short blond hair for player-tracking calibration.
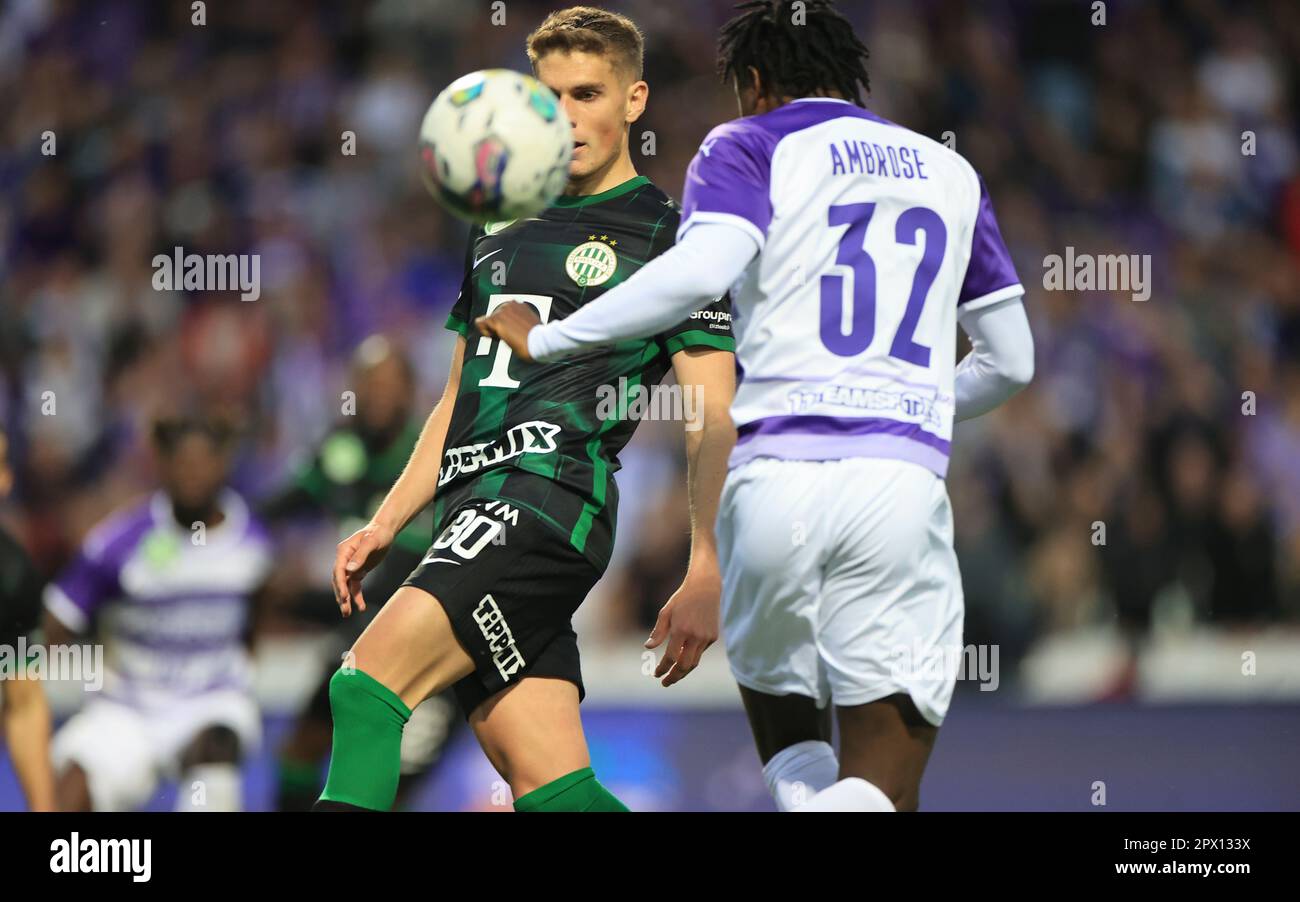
[526,6,645,82]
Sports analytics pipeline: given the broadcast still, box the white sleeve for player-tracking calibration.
[954,296,1035,421]
[527,221,758,362]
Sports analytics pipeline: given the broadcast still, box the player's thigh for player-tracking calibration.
[738,685,833,765]
[718,459,826,701]
[420,497,604,720]
[349,584,477,711]
[835,693,938,812]
[819,460,963,726]
[469,676,589,798]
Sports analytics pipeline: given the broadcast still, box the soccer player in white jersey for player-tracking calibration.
[42,415,273,811]
[481,0,1034,812]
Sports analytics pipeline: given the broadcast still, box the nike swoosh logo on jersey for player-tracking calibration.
[473,249,503,268]
[701,139,718,157]
[420,556,462,567]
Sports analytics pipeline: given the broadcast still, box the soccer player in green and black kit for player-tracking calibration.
[315,7,737,812]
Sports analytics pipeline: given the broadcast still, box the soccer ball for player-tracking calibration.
[419,69,573,223]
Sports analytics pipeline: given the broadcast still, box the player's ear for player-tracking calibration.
[625,78,648,124]
[736,66,764,115]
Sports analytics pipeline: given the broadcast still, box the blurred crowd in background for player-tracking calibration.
[1,0,1297,681]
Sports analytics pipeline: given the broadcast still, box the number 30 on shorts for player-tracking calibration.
[431,508,504,560]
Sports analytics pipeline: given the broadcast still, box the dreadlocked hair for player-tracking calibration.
[717,0,870,106]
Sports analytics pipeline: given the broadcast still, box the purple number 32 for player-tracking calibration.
[819,203,946,366]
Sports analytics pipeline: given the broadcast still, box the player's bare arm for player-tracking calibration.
[0,675,56,811]
[332,335,466,616]
[646,346,736,686]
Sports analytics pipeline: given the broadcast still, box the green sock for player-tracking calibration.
[513,767,630,812]
[318,668,411,811]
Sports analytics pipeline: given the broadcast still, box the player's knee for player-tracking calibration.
[328,666,365,718]
[182,725,241,768]
[328,665,411,725]
[344,586,471,707]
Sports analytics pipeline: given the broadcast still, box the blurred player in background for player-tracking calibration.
[260,335,463,811]
[43,414,273,811]
[0,427,56,811]
[317,7,735,812]
[481,0,1035,811]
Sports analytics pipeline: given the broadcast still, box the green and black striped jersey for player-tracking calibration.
[436,175,734,573]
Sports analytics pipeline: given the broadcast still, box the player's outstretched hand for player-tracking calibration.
[645,573,721,687]
[332,521,395,618]
[475,301,541,362]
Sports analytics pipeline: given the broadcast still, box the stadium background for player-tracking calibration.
[1,0,1298,810]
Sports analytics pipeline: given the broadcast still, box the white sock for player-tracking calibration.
[174,764,243,812]
[762,740,840,811]
[793,777,896,812]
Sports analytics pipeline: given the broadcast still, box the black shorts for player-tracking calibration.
[402,497,603,718]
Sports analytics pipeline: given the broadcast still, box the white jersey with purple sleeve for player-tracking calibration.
[679,98,1023,478]
[44,489,272,707]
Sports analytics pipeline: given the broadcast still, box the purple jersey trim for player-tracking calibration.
[729,433,950,478]
[736,414,950,452]
[114,628,248,651]
[730,414,951,477]
[958,175,1022,306]
[52,500,155,625]
[49,491,269,632]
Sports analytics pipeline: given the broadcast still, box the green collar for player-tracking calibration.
[552,175,649,208]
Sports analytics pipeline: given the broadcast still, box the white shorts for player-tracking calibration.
[51,690,261,811]
[717,457,964,726]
